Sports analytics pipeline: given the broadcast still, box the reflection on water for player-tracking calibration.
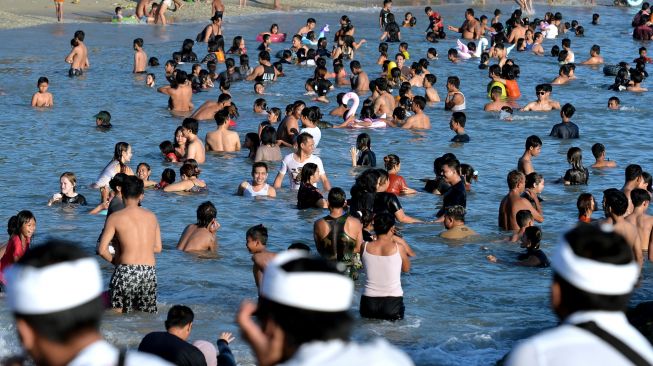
[0,2,653,366]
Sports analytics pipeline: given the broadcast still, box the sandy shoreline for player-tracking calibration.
[0,0,384,30]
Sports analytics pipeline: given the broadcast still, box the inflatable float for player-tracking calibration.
[256,33,286,43]
[342,92,387,128]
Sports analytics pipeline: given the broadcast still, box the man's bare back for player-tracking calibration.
[191,101,223,121]
[177,224,217,252]
[499,191,542,230]
[610,218,643,266]
[186,139,206,163]
[206,129,241,152]
[98,205,162,266]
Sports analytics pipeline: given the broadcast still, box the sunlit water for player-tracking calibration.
[1,2,652,365]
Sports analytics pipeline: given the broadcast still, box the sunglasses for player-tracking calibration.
[537,91,546,95]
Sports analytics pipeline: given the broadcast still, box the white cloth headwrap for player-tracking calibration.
[6,258,103,314]
[551,234,639,295]
[261,250,353,312]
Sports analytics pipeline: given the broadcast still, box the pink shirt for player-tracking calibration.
[0,235,30,284]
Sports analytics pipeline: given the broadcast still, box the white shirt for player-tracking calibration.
[544,25,558,39]
[280,339,414,366]
[69,340,172,366]
[300,126,321,146]
[278,153,325,190]
[507,311,653,366]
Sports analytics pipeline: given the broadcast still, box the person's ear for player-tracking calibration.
[16,319,36,351]
[550,280,563,316]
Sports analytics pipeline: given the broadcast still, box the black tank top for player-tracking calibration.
[259,64,275,82]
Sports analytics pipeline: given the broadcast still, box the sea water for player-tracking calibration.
[0,2,652,365]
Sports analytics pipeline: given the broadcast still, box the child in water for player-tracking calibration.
[31,77,54,107]
[488,226,549,267]
[146,73,156,87]
[156,168,176,190]
[0,211,36,288]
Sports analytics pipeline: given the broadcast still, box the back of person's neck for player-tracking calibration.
[168,326,189,341]
[43,331,102,366]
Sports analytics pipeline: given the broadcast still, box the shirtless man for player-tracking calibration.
[136,0,151,19]
[245,224,275,290]
[580,44,604,65]
[602,188,642,266]
[507,19,527,44]
[65,38,87,77]
[372,78,395,117]
[444,76,465,111]
[74,30,90,69]
[627,189,653,261]
[177,201,219,253]
[350,60,370,94]
[518,135,542,175]
[440,205,477,239]
[205,110,240,152]
[246,51,278,82]
[97,176,162,313]
[133,38,147,74]
[623,164,644,215]
[551,64,572,85]
[31,77,54,107]
[157,71,193,112]
[211,0,224,17]
[297,18,316,36]
[447,8,481,40]
[521,84,561,111]
[531,32,544,56]
[498,170,544,231]
[181,118,206,164]
[591,143,617,169]
[190,93,231,121]
[402,96,430,129]
[313,188,363,262]
[423,74,440,103]
[484,86,511,111]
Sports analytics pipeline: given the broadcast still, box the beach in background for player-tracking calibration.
[0,0,615,30]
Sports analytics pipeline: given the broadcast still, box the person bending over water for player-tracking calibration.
[31,77,53,107]
[237,162,276,198]
[164,162,207,193]
[487,226,550,267]
[177,201,219,253]
[48,172,87,206]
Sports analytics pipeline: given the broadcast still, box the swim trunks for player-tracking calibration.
[69,68,83,77]
[109,264,157,313]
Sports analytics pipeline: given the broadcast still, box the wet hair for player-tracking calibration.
[561,103,575,118]
[516,210,533,228]
[254,98,267,111]
[300,162,318,184]
[301,106,322,124]
[182,118,199,134]
[412,95,426,110]
[251,162,269,176]
[451,112,466,127]
[133,38,143,48]
[561,38,571,48]
[165,305,194,330]
[161,168,176,184]
[525,172,543,189]
[447,48,458,58]
[180,162,201,179]
[356,133,371,150]
[12,240,104,343]
[229,36,244,54]
[260,125,277,145]
[447,76,460,88]
[74,30,85,41]
[7,210,35,237]
[121,175,144,200]
[327,187,346,208]
[575,26,584,37]
[591,143,605,159]
[427,48,438,58]
[392,107,406,121]
[592,13,599,25]
[258,50,271,62]
[196,201,217,228]
[445,205,466,222]
[383,154,400,171]
[523,226,542,250]
[113,142,130,173]
[558,50,568,63]
[603,188,628,216]
[424,73,436,86]
[109,173,126,192]
[460,164,477,184]
[550,45,560,57]
[60,172,78,192]
[631,188,651,208]
[626,164,643,182]
[268,107,281,120]
[479,52,490,70]
[555,224,633,314]
[246,224,268,245]
[507,170,525,190]
[159,140,174,157]
[567,147,584,171]
[37,76,49,86]
[576,193,594,216]
[525,135,542,150]
[373,212,395,235]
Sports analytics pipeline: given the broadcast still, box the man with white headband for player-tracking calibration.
[236,251,414,366]
[506,224,653,366]
[5,240,171,366]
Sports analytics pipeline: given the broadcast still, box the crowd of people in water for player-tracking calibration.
[5,0,653,365]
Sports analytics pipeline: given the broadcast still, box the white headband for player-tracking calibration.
[551,238,639,295]
[6,258,103,314]
[261,251,353,312]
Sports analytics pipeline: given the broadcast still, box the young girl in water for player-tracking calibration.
[564,147,589,185]
[488,226,550,267]
[93,142,133,204]
[351,133,377,167]
[384,154,416,195]
[0,211,36,287]
[576,193,595,223]
[297,163,327,209]
[174,126,187,159]
[137,162,158,188]
[48,172,87,206]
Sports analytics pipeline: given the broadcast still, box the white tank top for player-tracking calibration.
[244,182,269,197]
[362,243,403,297]
[451,91,466,111]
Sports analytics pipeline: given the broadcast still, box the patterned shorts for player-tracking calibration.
[110,264,157,313]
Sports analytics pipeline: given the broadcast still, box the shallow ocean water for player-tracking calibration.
[0,2,652,365]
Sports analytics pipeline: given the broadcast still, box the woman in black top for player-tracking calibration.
[297,163,327,209]
[564,147,589,185]
[374,169,422,223]
[351,133,376,167]
[381,13,401,42]
[47,172,87,206]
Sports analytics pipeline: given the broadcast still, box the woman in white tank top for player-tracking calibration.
[360,213,412,320]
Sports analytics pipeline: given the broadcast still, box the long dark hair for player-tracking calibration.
[112,142,130,173]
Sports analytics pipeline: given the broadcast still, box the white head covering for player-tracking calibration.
[6,257,103,314]
[260,251,353,312]
[551,224,639,295]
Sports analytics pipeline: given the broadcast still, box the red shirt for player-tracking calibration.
[386,174,408,195]
[0,235,30,284]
